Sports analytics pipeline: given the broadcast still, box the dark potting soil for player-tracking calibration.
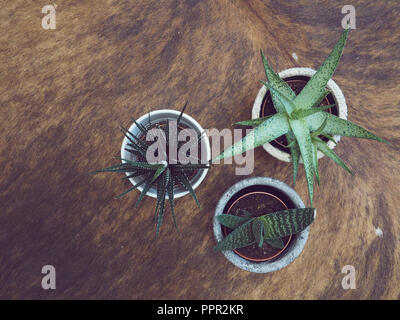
[223,188,293,261]
[261,76,338,152]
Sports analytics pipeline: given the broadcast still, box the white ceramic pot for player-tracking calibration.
[213,177,315,273]
[252,67,348,162]
[120,109,211,198]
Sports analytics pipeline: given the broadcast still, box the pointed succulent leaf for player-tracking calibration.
[260,49,296,113]
[289,119,315,205]
[175,172,200,208]
[134,165,164,208]
[213,220,255,251]
[311,142,320,185]
[295,29,349,110]
[156,171,169,237]
[214,113,290,161]
[291,104,335,120]
[322,113,388,143]
[261,81,296,115]
[286,132,300,185]
[177,101,188,126]
[120,158,161,170]
[322,134,337,145]
[235,116,272,127]
[166,168,179,232]
[91,163,133,174]
[310,114,328,138]
[313,137,353,175]
[266,238,285,249]
[114,177,148,199]
[217,214,251,229]
[259,208,315,239]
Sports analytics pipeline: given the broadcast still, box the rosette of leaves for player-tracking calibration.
[93,104,210,236]
[214,208,315,251]
[214,29,387,205]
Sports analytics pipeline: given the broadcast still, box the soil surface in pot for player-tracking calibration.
[261,75,339,153]
[222,186,294,262]
[131,120,203,189]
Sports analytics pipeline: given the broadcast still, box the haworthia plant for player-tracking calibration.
[214,208,315,252]
[92,103,210,237]
[213,29,388,205]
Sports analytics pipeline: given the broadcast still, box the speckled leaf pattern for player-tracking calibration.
[156,171,169,237]
[235,116,271,127]
[260,49,296,113]
[289,119,315,205]
[217,214,250,229]
[258,208,315,239]
[215,209,315,252]
[295,29,349,110]
[95,103,205,236]
[311,142,320,185]
[214,220,255,251]
[313,137,353,174]
[322,113,388,143]
[214,113,290,161]
[261,81,296,115]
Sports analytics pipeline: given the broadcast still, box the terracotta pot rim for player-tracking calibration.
[223,191,292,262]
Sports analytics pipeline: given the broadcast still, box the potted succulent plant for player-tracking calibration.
[213,177,314,273]
[214,29,387,205]
[93,104,211,236]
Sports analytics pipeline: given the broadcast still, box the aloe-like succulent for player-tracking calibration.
[214,29,387,205]
[93,104,210,236]
[214,208,315,251]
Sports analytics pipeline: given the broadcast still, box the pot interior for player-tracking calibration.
[222,185,297,262]
[125,111,209,194]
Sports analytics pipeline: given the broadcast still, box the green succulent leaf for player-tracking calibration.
[214,208,314,252]
[266,238,285,249]
[213,220,255,251]
[322,114,388,143]
[289,119,315,205]
[286,132,300,186]
[258,208,315,239]
[260,49,296,113]
[235,116,272,127]
[217,214,250,229]
[252,219,264,248]
[155,171,169,237]
[166,168,179,232]
[175,172,200,208]
[290,104,335,120]
[310,114,328,138]
[295,29,349,110]
[261,81,296,115]
[313,137,353,175]
[114,177,148,199]
[214,113,290,161]
[311,142,320,185]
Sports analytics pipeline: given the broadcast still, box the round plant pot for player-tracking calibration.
[252,67,348,162]
[120,109,211,199]
[213,177,313,273]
